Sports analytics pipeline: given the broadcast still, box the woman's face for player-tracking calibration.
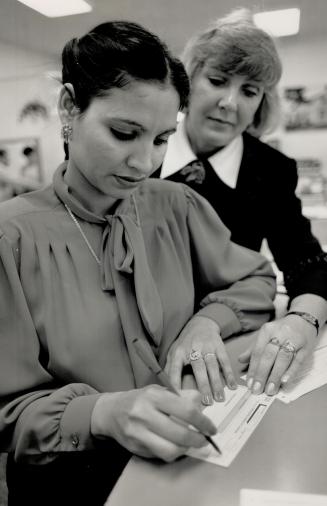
[68,81,179,199]
[185,63,264,156]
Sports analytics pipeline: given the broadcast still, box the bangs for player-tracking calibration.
[206,43,279,87]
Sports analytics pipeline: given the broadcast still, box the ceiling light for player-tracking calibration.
[17,0,92,17]
[253,8,300,37]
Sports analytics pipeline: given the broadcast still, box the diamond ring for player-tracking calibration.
[269,336,281,347]
[281,340,297,354]
[189,349,203,362]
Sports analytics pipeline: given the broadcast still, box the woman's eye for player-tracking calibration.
[154,137,168,146]
[243,88,259,98]
[208,77,225,87]
[110,128,137,141]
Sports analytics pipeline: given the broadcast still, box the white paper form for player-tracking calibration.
[240,488,327,505]
[277,325,327,404]
[187,385,274,467]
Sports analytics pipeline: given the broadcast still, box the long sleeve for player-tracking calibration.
[263,158,327,301]
[184,186,276,337]
[0,232,101,463]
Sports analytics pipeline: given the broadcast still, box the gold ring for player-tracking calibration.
[269,336,281,347]
[203,352,216,360]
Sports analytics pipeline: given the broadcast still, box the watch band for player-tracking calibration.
[286,311,319,335]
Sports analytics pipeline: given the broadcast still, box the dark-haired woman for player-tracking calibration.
[0,21,275,505]
[155,9,327,398]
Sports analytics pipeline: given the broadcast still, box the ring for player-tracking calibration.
[280,340,297,354]
[189,349,203,362]
[203,352,216,360]
[269,336,281,347]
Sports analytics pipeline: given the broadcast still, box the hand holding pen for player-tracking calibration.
[133,338,222,455]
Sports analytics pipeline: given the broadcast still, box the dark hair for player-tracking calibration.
[62,21,189,112]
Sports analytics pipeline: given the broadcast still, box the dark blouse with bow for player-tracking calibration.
[0,162,275,462]
[153,133,327,301]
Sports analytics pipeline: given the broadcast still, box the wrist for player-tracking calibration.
[91,392,120,439]
[286,311,319,336]
[193,315,221,334]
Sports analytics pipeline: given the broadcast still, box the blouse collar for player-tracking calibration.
[161,116,243,188]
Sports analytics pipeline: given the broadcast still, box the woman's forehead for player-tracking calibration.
[202,58,266,84]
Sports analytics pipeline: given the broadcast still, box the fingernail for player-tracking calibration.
[252,381,261,394]
[202,394,213,406]
[266,382,275,395]
[247,377,253,389]
[214,392,225,402]
[281,375,289,384]
[228,379,237,390]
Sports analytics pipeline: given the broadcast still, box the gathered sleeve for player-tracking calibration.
[0,231,101,463]
[184,187,276,338]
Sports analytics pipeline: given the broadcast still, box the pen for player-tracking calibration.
[132,337,222,455]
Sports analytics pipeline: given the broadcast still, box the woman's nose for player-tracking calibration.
[218,87,238,111]
[127,145,154,175]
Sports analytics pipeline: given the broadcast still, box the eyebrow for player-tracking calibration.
[109,118,177,136]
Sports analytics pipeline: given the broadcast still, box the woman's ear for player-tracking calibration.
[57,83,78,124]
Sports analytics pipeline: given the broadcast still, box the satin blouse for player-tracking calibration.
[0,163,275,462]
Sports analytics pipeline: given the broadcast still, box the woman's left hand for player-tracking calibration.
[238,314,317,396]
[164,316,237,405]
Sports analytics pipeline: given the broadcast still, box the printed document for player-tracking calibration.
[187,385,274,467]
[277,325,327,403]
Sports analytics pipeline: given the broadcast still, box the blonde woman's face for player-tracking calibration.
[185,63,264,156]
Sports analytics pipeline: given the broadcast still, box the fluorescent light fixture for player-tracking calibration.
[254,8,300,37]
[17,0,92,17]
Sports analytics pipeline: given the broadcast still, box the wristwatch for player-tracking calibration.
[286,311,319,336]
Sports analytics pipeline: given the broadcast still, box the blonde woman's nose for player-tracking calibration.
[218,88,238,111]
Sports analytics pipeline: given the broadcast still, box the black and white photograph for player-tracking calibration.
[0,1,327,506]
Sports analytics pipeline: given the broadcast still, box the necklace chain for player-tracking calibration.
[64,204,101,265]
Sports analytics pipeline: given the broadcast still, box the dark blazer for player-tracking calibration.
[153,132,327,300]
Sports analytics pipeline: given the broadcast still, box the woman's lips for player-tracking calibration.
[207,116,234,126]
[114,175,146,186]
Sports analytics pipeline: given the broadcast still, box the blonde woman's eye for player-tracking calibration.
[244,88,259,97]
[208,77,225,87]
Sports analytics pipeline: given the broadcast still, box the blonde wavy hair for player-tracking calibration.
[182,8,283,136]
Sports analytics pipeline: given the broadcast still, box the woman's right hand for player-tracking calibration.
[91,385,216,462]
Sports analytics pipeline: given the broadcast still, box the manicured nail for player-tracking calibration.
[247,377,253,389]
[228,378,237,390]
[214,392,225,402]
[252,381,261,394]
[281,375,289,384]
[266,382,275,395]
[202,394,213,405]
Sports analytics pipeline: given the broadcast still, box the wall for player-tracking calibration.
[0,30,327,184]
[0,41,62,184]
[268,35,327,176]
